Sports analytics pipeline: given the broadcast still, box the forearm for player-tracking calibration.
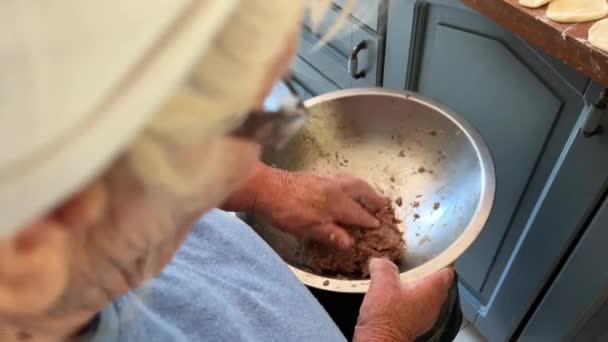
[221,160,280,213]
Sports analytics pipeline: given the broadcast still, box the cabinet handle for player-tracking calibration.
[348,40,368,80]
[581,89,607,138]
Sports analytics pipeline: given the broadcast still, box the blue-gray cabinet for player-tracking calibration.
[520,169,608,341]
[383,2,602,340]
[291,1,608,340]
[292,0,386,98]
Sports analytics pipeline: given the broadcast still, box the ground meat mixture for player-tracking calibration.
[299,204,405,278]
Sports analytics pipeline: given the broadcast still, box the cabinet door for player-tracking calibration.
[292,56,340,99]
[383,0,597,339]
[473,84,608,341]
[333,0,384,32]
[297,27,382,90]
[292,3,386,96]
[520,183,608,341]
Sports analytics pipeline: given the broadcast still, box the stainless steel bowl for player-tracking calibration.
[250,88,495,293]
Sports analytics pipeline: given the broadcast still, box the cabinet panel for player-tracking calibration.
[292,56,340,98]
[534,48,589,95]
[574,299,608,342]
[474,84,608,340]
[520,189,608,341]
[333,0,383,32]
[298,30,351,89]
[404,1,585,294]
[300,7,383,90]
[293,81,314,100]
[383,1,594,339]
[303,8,351,53]
[417,21,563,292]
[298,29,381,90]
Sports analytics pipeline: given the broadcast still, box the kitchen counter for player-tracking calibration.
[460,0,608,87]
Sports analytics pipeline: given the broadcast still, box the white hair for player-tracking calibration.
[128,0,356,195]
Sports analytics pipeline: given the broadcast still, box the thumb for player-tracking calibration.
[404,268,454,298]
[368,258,400,291]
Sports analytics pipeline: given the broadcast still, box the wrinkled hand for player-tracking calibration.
[354,259,454,342]
[254,170,387,250]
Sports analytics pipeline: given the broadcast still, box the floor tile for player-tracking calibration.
[454,324,487,342]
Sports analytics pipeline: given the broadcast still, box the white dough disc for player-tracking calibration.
[589,18,608,51]
[546,0,608,23]
[519,0,553,9]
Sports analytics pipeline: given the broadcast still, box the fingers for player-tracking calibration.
[309,223,354,250]
[340,177,388,213]
[0,219,70,313]
[368,258,400,291]
[412,267,454,291]
[398,268,453,337]
[334,197,381,229]
[357,264,454,342]
[403,267,454,304]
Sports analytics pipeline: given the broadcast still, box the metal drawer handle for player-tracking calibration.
[348,40,368,80]
[581,89,607,138]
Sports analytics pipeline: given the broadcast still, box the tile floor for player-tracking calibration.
[455,321,487,342]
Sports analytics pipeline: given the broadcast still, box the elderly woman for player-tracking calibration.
[0,1,453,341]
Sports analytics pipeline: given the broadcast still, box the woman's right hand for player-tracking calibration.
[353,259,454,342]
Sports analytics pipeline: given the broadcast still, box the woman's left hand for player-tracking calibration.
[253,167,388,250]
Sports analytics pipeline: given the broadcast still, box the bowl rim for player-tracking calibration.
[288,88,496,293]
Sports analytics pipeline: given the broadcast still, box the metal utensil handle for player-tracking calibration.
[348,41,368,80]
[581,89,607,138]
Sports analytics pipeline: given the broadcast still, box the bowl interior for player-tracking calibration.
[250,89,493,292]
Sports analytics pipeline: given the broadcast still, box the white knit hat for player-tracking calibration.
[0,0,305,237]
